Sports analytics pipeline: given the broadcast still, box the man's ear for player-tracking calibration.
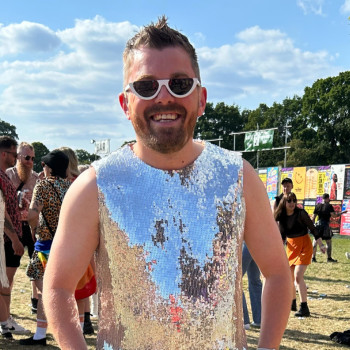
[198,87,207,117]
[119,93,130,120]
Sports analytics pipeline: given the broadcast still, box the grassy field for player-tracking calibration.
[1,235,350,349]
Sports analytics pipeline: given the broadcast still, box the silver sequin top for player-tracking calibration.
[93,141,246,350]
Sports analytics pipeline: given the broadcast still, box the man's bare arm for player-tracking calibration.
[43,168,99,350]
[243,160,292,350]
[27,199,42,234]
[4,210,24,256]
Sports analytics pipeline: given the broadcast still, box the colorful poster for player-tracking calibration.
[317,166,331,197]
[296,200,304,210]
[340,200,350,236]
[258,168,267,188]
[329,200,342,234]
[266,167,279,202]
[343,165,350,199]
[304,200,316,219]
[305,167,318,199]
[292,167,306,200]
[330,165,345,201]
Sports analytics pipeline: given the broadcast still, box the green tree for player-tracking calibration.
[32,142,50,173]
[76,149,100,165]
[194,102,245,150]
[300,71,350,165]
[0,119,18,139]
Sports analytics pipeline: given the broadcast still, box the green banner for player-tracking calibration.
[244,129,274,151]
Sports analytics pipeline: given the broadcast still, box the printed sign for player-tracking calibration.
[330,165,345,200]
[317,166,331,197]
[266,167,279,205]
[305,167,318,199]
[258,168,267,188]
[340,200,350,236]
[343,165,350,199]
[329,200,342,234]
[244,129,274,151]
[292,167,306,200]
[304,200,316,219]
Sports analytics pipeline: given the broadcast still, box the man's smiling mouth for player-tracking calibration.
[152,113,179,122]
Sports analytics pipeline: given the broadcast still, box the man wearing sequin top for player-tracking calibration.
[44,16,292,350]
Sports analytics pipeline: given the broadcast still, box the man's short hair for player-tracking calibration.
[0,136,18,150]
[281,177,293,185]
[323,193,330,199]
[123,15,200,83]
[18,142,34,153]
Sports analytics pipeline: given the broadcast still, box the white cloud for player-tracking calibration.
[297,0,325,15]
[0,17,138,151]
[340,0,350,13]
[197,25,339,108]
[0,18,344,152]
[0,21,61,56]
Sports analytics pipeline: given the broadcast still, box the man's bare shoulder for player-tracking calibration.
[242,159,271,214]
[59,167,99,229]
[5,166,15,179]
[242,159,261,192]
[67,167,97,196]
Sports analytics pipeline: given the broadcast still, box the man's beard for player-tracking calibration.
[133,103,198,154]
[17,162,32,183]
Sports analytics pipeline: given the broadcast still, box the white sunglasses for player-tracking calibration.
[124,78,201,100]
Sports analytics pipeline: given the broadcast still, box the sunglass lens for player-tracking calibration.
[169,78,194,95]
[133,80,159,98]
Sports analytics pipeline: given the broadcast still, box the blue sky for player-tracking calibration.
[0,0,349,153]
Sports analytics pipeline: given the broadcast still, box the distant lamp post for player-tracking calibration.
[90,139,97,161]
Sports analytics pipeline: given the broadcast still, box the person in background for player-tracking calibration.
[19,150,70,346]
[59,147,95,335]
[0,136,25,340]
[274,192,326,317]
[312,193,347,263]
[242,242,262,330]
[274,177,293,210]
[78,164,90,173]
[43,16,292,350]
[59,147,80,182]
[6,142,39,316]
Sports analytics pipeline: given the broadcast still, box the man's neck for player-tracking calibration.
[131,140,204,170]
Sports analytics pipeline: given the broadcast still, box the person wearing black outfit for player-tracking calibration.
[274,192,326,317]
[312,193,347,263]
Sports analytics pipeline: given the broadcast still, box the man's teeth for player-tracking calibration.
[153,113,178,121]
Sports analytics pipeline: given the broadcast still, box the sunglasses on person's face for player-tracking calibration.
[23,155,35,161]
[124,78,201,100]
[287,199,297,203]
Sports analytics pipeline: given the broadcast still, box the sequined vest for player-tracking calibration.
[93,141,246,350]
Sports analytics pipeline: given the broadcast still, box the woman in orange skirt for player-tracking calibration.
[274,192,326,317]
